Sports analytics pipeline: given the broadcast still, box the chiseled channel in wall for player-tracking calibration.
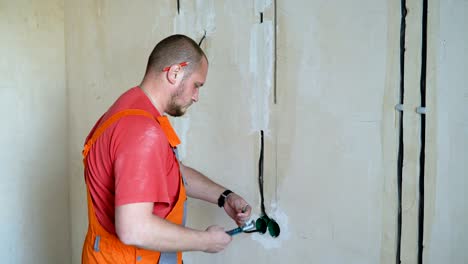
[252,130,280,237]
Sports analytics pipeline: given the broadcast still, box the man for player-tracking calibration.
[82,34,252,263]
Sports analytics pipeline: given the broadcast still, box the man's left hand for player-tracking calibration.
[223,193,252,226]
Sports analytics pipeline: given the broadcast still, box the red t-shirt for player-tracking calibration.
[84,86,181,235]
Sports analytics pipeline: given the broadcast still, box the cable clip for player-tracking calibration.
[395,104,404,112]
[416,106,426,115]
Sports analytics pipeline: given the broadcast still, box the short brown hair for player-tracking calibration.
[145,34,207,78]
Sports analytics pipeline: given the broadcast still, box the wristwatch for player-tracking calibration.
[217,189,233,208]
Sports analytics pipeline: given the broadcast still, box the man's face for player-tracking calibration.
[166,58,208,117]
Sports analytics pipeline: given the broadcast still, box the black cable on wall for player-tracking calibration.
[397,1,408,263]
[418,0,428,262]
[258,130,268,217]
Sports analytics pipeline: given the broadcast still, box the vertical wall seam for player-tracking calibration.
[418,0,428,263]
[273,0,277,105]
[273,0,278,203]
[397,0,408,263]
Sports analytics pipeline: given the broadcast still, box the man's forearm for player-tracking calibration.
[116,203,222,252]
[116,203,206,252]
[180,164,226,204]
[179,164,252,227]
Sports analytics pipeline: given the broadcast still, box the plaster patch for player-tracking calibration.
[173,10,196,37]
[223,1,251,69]
[195,0,216,36]
[255,0,272,13]
[250,202,290,249]
[173,1,216,39]
[249,21,274,134]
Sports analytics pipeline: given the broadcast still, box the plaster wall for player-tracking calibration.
[1,1,466,263]
[274,1,396,263]
[425,1,468,263]
[65,1,468,264]
[0,0,70,263]
[67,1,395,263]
[65,1,175,262]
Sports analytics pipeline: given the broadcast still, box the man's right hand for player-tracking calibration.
[116,202,233,253]
[203,225,232,253]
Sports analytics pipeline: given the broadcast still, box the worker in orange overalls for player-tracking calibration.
[82,34,252,263]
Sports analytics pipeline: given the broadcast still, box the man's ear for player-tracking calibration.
[166,65,184,85]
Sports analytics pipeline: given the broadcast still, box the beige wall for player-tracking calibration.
[425,0,468,263]
[1,0,466,263]
[66,1,395,263]
[65,1,176,262]
[0,0,70,263]
[66,0,468,264]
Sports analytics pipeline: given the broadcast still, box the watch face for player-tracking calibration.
[218,190,233,207]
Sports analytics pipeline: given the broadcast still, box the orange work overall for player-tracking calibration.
[81,109,186,264]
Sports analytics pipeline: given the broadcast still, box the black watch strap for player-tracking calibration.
[217,189,233,208]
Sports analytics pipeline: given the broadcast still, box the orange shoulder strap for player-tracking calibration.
[156,116,181,148]
[82,109,154,160]
[82,109,181,162]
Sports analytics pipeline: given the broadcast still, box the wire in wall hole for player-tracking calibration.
[258,130,267,217]
[198,30,207,46]
[273,0,277,104]
[254,130,280,237]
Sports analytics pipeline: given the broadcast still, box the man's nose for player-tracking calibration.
[192,89,199,102]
